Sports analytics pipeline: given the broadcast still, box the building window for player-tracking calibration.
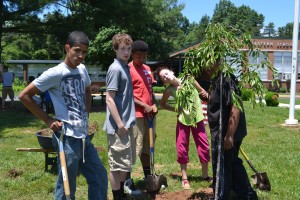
[248,52,268,81]
[274,52,292,80]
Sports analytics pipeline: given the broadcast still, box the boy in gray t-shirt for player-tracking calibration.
[103,33,137,200]
[19,31,108,200]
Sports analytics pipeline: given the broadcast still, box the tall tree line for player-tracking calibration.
[1,0,298,70]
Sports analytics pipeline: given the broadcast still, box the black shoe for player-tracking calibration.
[124,179,142,196]
[202,176,213,182]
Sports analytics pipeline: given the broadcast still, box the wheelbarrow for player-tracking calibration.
[240,147,271,191]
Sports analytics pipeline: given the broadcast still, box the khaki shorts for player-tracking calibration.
[107,128,136,172]
[133,117,156,157]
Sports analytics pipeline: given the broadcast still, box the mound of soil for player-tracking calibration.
[39,121,99,137]
[155,188,213,200]
[40,128,52,137]
[8,168,23,178]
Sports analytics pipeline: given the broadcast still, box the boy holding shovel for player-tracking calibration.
[126,40,158,195]
[19,31,108,200]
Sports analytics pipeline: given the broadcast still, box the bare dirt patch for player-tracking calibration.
[149,188,213,200]
[7,168,23,178]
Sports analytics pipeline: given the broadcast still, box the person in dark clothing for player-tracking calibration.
[207,65,258,200]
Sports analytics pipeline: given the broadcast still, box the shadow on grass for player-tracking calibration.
[0,101,44,137]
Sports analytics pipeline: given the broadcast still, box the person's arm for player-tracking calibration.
[19,83,61,132]
[85,85,91,114]
[193,80,208,101]
[160,88,177,112]
[133,91,158,114]
[106,90,128,136]
[224,105,240,150]
[134,98,153,113]
[151,92,158,114]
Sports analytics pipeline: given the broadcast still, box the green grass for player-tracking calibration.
[1,99,300,199]
[279,99,300,104]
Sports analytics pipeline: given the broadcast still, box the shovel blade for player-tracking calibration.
[251,172,271,191]
[145,174,164,193]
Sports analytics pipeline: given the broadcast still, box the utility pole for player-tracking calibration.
[285,0,299,125]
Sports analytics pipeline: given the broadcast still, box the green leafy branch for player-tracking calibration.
[180,23,278,110]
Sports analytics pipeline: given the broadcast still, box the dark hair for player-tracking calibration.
[66,31,90,47]
[131,40,149,53]
[2,65,9,71]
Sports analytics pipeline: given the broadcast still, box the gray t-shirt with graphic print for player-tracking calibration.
[33,62,91,138]
[103,59,136,135]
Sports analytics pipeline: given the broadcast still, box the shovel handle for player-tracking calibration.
[56,124,71,200]
[59,149,71,199]
[146,114,155,150]
[240,147,259,174]
[149,127,154,149]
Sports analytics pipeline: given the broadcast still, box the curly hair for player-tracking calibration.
[112,33,133,50]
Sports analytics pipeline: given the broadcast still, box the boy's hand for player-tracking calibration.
[48,119,62,132]
[199,91,208,101]
[224,134,234,150]
[143,104,153,114]
[117,126,128,137]
[151,104,158,114]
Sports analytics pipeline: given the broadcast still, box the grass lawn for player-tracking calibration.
[0,99,300,200]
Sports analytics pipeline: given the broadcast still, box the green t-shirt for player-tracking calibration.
[169,86,204,126]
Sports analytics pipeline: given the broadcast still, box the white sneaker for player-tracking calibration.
[124,179,142,196]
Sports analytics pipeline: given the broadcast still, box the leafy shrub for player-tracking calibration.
[153,86,166,93]
[279,87,286,93]
[241,89,253,101]
[265,92,279,107]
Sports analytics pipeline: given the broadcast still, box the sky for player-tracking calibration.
[181,0,298,29]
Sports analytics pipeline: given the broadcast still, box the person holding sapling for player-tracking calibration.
[181,23,268,200]
[158,66,211,190]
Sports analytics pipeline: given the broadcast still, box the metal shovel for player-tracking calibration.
[145,114,164,193]
[240,147,271,191]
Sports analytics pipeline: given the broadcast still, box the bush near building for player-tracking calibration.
[265,92,279,107]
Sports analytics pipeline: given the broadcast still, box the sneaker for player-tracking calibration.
[124,179,142,196]
[182,179,191,190]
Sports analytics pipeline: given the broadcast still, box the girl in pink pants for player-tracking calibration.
[159,67,211,189]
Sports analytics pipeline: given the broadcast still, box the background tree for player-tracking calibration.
[277,22,298,38]
[183,15,210,46]
[211,0,264,36]
[75,0,187,69]
[87,26,126,69]
[0,0,73,64]
[1,0,275,71]
[261,22,277,37]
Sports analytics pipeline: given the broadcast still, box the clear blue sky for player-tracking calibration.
[181,0,298,29]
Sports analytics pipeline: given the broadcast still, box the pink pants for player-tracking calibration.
[176,120,210,164]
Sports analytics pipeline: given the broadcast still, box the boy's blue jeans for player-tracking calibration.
[52,133,108,200]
